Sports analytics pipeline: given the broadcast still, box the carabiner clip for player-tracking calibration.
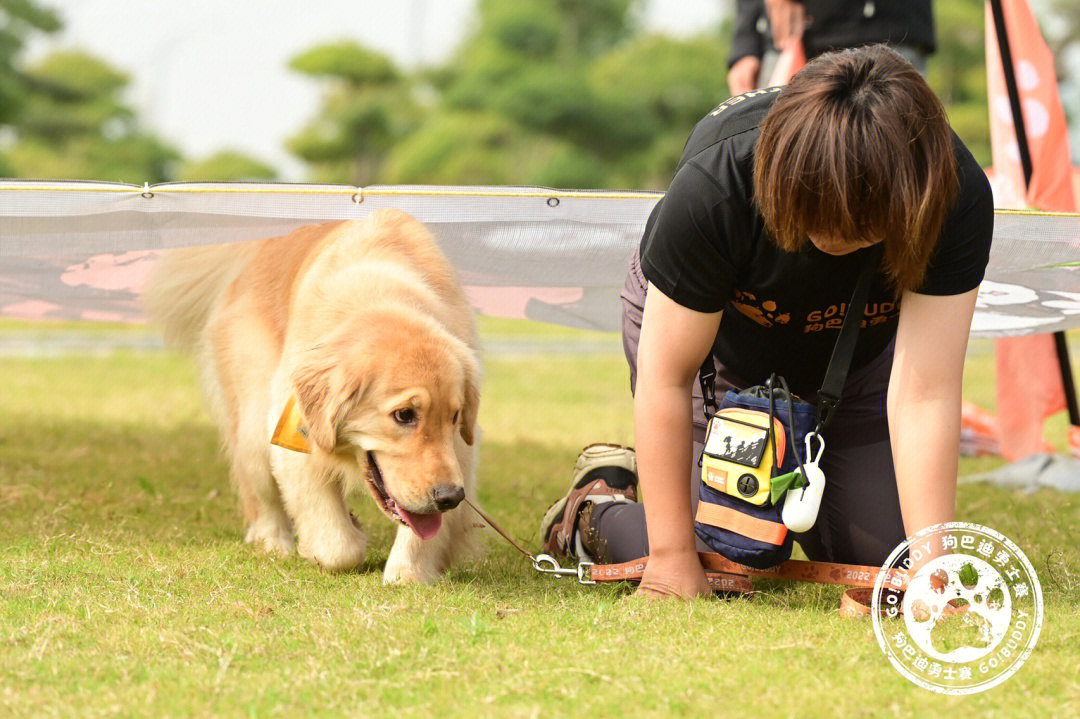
[804,431,825,465]
[532,554,595,584]
[532,553,578,578]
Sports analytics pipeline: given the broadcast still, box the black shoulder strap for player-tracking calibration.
[814,246,883,430]
[699,354,718,421]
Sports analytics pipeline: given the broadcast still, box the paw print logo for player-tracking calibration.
[872,523,1043,695]
[903,556,1011,664]
[731,291,790,327]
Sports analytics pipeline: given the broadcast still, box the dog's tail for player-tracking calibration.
[144,242,255,350]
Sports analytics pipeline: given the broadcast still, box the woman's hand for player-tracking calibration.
[635,549,712,599]
[728,55,761,96]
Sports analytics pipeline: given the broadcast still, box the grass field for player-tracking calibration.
[2,320,1078,718]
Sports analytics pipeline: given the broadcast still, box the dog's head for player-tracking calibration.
[290,310,479,539]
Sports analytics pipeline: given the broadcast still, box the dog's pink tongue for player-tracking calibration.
[400,508,442,540]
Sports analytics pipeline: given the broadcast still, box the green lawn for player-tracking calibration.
[1,322,1078,717]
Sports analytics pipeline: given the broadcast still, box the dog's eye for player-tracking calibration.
[452,410,460,424]
[392,408,417,426]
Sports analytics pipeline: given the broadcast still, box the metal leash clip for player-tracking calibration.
[531,553,595,584]
[462,500,599,585]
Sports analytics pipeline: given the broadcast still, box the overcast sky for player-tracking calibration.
[27,0,728,181]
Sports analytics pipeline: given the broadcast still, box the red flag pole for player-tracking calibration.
[988,0,1080,431]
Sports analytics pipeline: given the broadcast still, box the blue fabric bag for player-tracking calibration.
[694,379,816,569]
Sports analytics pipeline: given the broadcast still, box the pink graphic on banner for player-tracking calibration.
[61,251,159,293]
[1,300,63,320]
[464,286,584,320]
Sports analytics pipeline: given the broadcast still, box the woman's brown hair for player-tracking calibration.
[753,44,958,293]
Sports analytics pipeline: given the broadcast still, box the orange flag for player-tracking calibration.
[985,0,1073,460]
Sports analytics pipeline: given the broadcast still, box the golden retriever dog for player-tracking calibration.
[145,210,480,583]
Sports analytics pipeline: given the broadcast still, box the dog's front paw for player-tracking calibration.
[298,527,367,571]
[382,558,441,585]
[382,525,446,584]
[244,515,295,556]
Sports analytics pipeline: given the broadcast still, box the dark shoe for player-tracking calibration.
[539,443,638,562]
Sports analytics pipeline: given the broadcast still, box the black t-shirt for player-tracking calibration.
[639,87,994,398]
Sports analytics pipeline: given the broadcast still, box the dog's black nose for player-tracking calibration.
[432,485,465,511]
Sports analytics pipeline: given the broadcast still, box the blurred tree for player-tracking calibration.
[381,110,582,186]
[2,2,280,182]
[176,151,278,182]
[588,34,726,186]
[554,0,635,57]
[290,0,731,190]
[928,0,990,167]
[0,0,61,122]
[1039,0,1079,82]
[6,50,178,182]
[287,42,420,184]
[289,1,1003,189]
[0,0,62,174]
[1040,0,1080,162]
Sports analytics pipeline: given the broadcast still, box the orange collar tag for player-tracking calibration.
[270,395,312,453]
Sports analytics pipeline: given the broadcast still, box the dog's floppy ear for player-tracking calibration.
[291,343,365,454]
[459,351,480,446]
[291,357,340,453]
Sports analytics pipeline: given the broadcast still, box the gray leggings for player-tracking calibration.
[597,249,906,567]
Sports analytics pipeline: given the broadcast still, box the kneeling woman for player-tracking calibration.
[541,45,993,598]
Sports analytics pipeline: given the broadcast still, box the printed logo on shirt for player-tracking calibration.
[731,290,900,331]
[803,300,899,333]
[709,85,783,117]
[731,289,791,327]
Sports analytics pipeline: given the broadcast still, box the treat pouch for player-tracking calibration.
[694,383,817,569]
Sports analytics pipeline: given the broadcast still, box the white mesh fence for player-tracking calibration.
[0,181,1077,336]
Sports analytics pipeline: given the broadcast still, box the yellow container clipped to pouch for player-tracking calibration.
[700,408,787,506]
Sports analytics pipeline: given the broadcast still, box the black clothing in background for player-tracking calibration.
[729,0,935,68]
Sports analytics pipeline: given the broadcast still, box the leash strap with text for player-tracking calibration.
[464,499,904,617]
